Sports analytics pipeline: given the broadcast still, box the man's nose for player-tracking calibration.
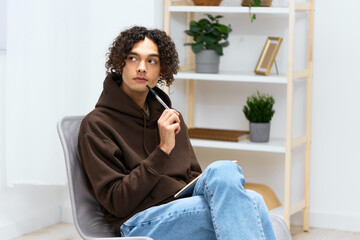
[137,60,146,73]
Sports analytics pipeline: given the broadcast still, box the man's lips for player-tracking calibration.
[133,77,147,82]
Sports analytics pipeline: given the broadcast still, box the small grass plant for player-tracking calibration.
[243,91,275,123]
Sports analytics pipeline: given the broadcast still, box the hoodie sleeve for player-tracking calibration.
[78,131,171,219]
[179,116,202,183]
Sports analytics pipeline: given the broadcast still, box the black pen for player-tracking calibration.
[146,85,170,110]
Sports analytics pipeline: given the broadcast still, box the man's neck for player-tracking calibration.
[119,76,153,111]
[121,86,148,111]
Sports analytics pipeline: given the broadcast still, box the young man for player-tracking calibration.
[78,26,276,239]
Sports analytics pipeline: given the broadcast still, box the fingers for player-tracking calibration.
[174,124,181,134]
[157,109,181,155]
[161,109,179,120]
[168,121,181,135]
[158,109,181,134]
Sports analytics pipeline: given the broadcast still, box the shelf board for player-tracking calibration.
[175,71,288,84]
[190,137,285,153]
[269,201,307,218]
[169,6,290,14]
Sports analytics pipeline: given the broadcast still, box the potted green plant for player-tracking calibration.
[184,14,232,73]
[243,91,275,142]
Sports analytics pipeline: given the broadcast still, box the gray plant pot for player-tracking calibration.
[249,122,270,142]
[195,49,220,73]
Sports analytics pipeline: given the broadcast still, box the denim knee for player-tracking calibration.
[207,160,242,173]
[246,189,264,202]
[204,160,245,188]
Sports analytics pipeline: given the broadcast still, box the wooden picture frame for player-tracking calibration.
[255,37,283,76]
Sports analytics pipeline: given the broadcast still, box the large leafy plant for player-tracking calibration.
[184,14,232,56]
[243,91,275,123]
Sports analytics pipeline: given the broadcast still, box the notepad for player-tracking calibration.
[174,174,201,198]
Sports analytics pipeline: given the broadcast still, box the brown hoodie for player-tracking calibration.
[78,74,202,230]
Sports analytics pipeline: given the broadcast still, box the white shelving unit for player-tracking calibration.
[169,5,290,13]
[164,0,314,231]
[191,138,286,153]
[175,71,288,84]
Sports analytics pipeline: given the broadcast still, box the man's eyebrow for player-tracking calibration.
[128,52,160,58]
[149,54,160,58]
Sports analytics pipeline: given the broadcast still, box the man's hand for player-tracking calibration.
[158,109,181,155]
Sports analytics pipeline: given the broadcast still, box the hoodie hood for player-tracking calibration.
[96,74,172,125]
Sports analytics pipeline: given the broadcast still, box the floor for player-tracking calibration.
[12,223,360,240]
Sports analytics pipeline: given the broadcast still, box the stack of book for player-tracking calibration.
[188,128,249,142]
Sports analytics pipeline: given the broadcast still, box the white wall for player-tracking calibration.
[0,0,5,52]
[0,0,162,239]
[1,49,63,240]
[1,0,360,239]
[308,0,360,231]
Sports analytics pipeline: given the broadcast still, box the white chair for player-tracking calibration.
[57,115,153,240]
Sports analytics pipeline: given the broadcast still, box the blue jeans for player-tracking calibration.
[120,161,276,240]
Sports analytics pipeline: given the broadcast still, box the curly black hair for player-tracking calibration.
[105,26,180,86]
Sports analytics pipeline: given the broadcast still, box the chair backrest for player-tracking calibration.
[57,116,119,239]
[57,116,153,240]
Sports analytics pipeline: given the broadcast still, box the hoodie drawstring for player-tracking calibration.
[142,113,151,156]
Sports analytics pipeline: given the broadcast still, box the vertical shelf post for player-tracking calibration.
[187,80,195,128]
[284,0,296,229]
[303,0,314,232]
[163,0,171,95]
[164,0,171,35]
[186,12,195,128]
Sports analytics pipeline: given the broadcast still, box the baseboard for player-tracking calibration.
[310,211,360,232]
[0,207,61,240]
[291,210,360,232]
